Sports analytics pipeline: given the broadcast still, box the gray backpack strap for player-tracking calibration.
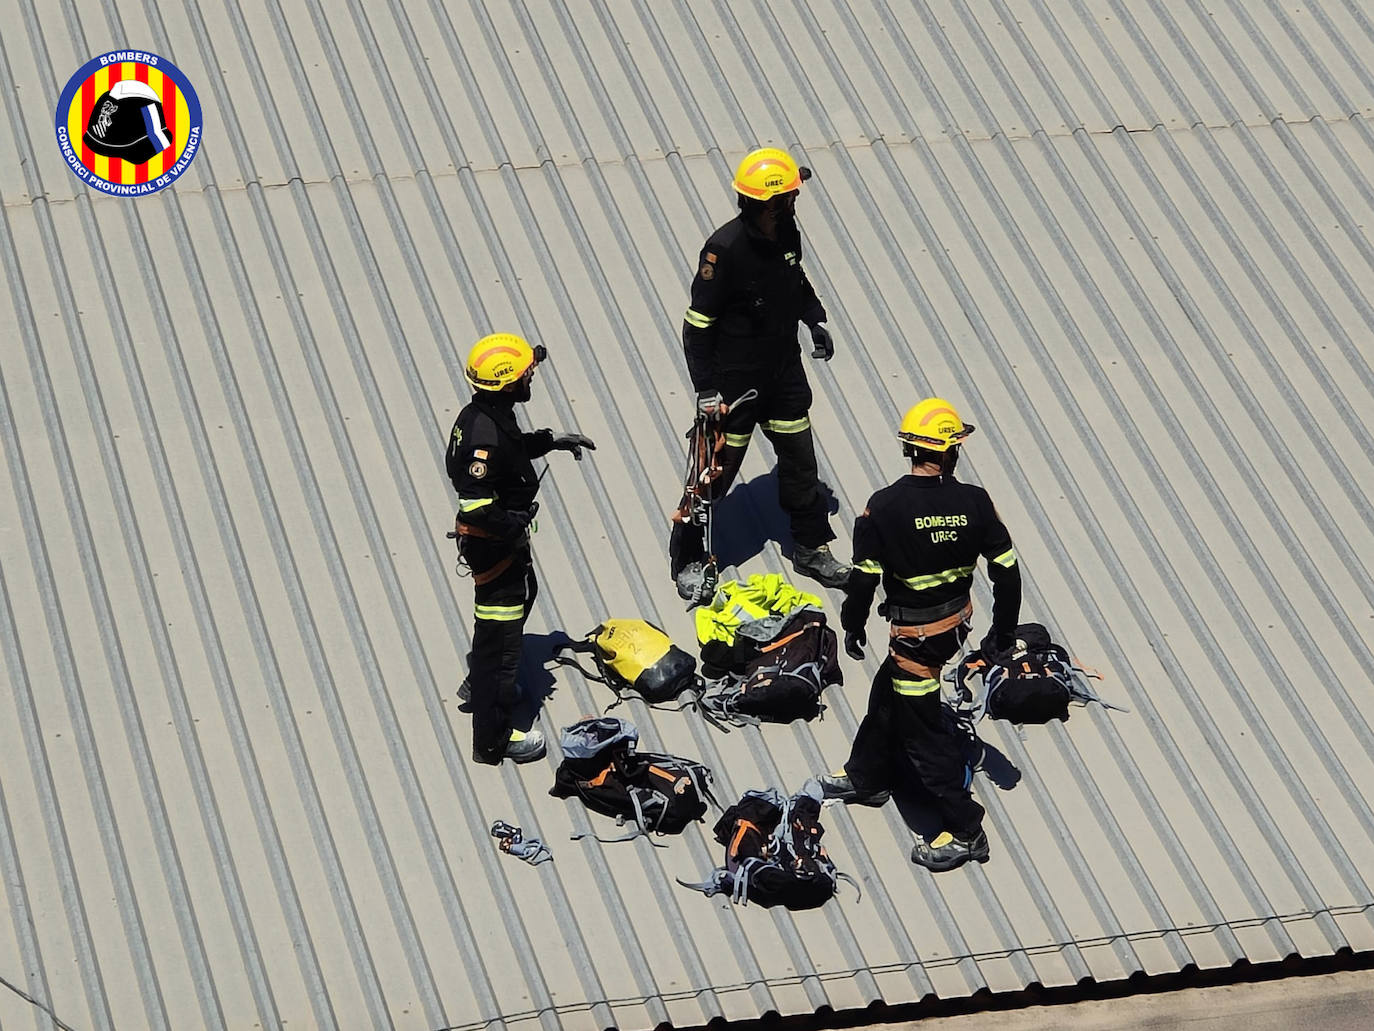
[769,792,794,858]
[573,828,656,845]
[732,857,770,906]
[834,871,862,903]
[570,815,666,848]
[676,870,728,897]
[687,765,722,812]
[699,678,762,729]
[1067,663,1130,713]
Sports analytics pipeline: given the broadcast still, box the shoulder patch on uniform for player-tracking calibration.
[474,449,489,459]
[469,461,487,478]
[700,261,715,280]
[705,251,717,263]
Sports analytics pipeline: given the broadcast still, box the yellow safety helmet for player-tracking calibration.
[464,333,542,391]
[732,147,811,201]
[897,398,976,452]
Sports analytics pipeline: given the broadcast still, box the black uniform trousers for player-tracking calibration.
[844,623,985,838]
[461,536,537,764]
[671,356,833,573]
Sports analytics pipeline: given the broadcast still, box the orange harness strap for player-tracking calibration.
[889,652,942,679]
[888,601,973,640]
[454,520,497,539]
[471,554,516,586]
[887,601,974,678]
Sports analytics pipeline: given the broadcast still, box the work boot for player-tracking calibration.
[457,677,472,703]
[502,728,546,764]
[676,561,707,603]
[792,543,851,589]
[818,771,890,807]
[911,828,990,872]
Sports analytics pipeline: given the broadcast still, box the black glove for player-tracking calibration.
[844,629,866,661]
[809,323,834,361]
[979,629,1015,664]
[550,432,596,459]
[696,389,723,417]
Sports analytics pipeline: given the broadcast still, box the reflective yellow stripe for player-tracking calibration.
[898,565,975,591]
[893,676,941,696]
[458,497,493,512]
[684,308,716,329]
[764,417,811,434]
[475,604,524,622]
[991,547,1017,568]
[854,559,883,575]
[724,432,752,447]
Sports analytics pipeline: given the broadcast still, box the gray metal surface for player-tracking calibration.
[2,1,1373,1029]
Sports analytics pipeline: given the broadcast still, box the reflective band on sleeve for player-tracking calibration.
[764,417,811,434]
[684,308,716,329]
[892,676,941,696]
[724,432,753,448]
[475,603,525,622]
[898,564,976,591]
[458,497,494,512]
[991,547,1017,568]
[854,559,883,575]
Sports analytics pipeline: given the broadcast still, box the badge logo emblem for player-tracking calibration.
[55,50,202,196]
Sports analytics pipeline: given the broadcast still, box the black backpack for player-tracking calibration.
[549,717,717,843]
[699,610,841,727]
[954,623,1125,725]
[552,620,700,708]
[678,782,858,910]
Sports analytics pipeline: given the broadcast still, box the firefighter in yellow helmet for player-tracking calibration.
[670,147,849,600]
[446,334,596,765]
[818,399,1021,872]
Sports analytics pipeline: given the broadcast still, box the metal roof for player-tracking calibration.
[3,0,1374,1028]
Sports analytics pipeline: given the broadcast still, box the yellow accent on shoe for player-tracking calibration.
[509,729,527,743]
[929,831,955,848]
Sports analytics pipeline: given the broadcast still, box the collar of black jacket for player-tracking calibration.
[903,472,959,488]
[471,389,521,427]
[739,212,800,254]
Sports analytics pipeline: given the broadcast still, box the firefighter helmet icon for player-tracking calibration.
[82,80,172,165]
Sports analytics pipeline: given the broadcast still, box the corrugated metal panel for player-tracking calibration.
[2,1,1373,1029]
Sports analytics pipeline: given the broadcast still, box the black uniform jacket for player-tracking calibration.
[682,214,827,391]
[842,474,1021,638]
[446,392,553,542]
